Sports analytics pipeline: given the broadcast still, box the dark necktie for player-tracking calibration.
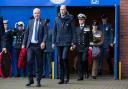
[34,20,38,41]
[80,26,84,30]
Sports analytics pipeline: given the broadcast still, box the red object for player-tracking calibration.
[88,47,92,65]
[18,48,27,69]
[0,52,12,78]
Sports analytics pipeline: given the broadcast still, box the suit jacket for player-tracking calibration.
[0,17,5,49]
[52,13,76,46]
[98,23,114,48]
[76,25,92,52]
[44,29,53,52]
[22,19,48,49]
[12,29,25,48]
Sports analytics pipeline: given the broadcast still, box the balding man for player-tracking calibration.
[22,8,48,87]
[52,5,76,84]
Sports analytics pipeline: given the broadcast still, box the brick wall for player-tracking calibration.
[120,0,128,77]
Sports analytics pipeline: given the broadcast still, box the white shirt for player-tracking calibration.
[80,24,85,29]
[31,19,39,43]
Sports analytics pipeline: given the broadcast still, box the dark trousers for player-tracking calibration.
[27,43,43,83]
[77,48,88,79]
[43,52,53,78]
[15,48,26,76]
[0,45,2,52]
[56,46,70,81]
[15,48,21,75]
[98,47,113,75]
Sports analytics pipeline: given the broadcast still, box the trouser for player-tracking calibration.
[92,58,98,77]
[56,46,70,81]
[27,43,43,83]
[98,47,113,75]
[77,48,88,79]
[15,48,21,75]
[43,52,53,78]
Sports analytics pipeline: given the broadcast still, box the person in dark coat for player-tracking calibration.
[0,17,6,52]
[52,5,76,84]
[43,19,53,78]
[22,8,48,87]
[12,21,26,77]
[71,13,92,81]
[98,14,114,75]
[3,20,13,53]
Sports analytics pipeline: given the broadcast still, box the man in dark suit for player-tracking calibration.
[52,5,76,84]
[22,8,48,87]
[73,13,92,80]
[43,19,53,78]
[98,14,114,75]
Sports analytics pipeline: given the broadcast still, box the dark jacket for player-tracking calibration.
[12,29,25,49]
[76,25,92,52]
[52,13,76,46]
[4,30,13,50]
[98,23,114,48]
[4,29,25,49]
[44,29,53,52]
[0,17,5,49]
[22,19,48,49]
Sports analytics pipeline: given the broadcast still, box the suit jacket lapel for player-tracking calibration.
[30,20,34,37]
[38,19,42,40]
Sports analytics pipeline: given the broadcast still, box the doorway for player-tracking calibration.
[66,6,115,76]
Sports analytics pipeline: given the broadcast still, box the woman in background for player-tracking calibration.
[91,20,103,79]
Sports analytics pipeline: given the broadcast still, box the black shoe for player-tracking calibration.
[42,75,46,78]
[92,76,96,79]
[16,74,20,77]
[85,73,89,79]
[64,79,69,84]
[26,81,34,86]
[36,83,41,87]
[98,71,102,75]
[77,77,83,81]
[58,80,64,84]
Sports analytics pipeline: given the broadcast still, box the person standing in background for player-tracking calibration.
[43,19,53,78]
[91,20,103,79]
[98,14,114,75]
[12,21,26,77]
[3,20,13,53]
[0,17,6,53]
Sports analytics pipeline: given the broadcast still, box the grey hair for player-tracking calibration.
[33,8,40,14]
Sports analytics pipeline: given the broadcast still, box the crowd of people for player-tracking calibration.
[0,5,114,87]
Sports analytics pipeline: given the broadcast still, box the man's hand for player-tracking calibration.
[22,45,25,48]
[110,43,114,47]
[52,44,55,49]
[41,42,45,49]
[70,45,76,51]
[2,48,7,53]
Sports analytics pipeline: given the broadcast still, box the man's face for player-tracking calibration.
[92,25,98,30]
[4,24,8,30]
[102,18,107,24]
[79,18,85,25]
[33,9,40,20]
[60,6,67,17]
[18,26,24,30]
